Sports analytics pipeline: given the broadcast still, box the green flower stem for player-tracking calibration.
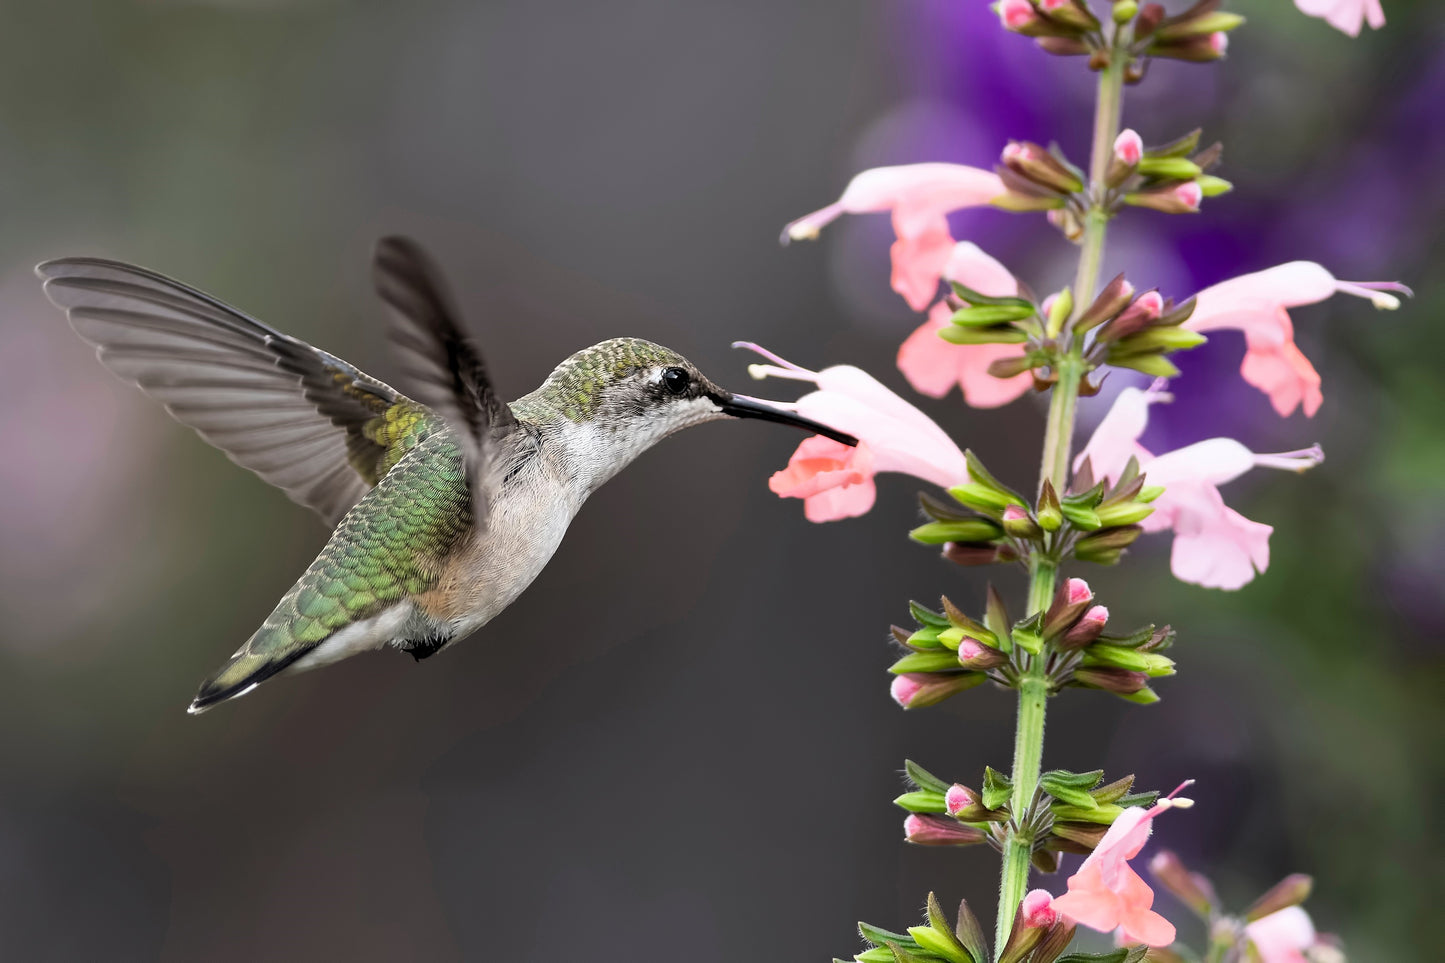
[993,32,1129,959]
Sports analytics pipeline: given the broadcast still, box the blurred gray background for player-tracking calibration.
[0,1,1439,960]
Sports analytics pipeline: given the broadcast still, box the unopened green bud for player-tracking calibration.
[1113,327,1209,354]
[908,925,972,963]
[1002,505,1042,539]
[951,302,1038,327]
[1118,685,1160,705]
[950,482,1020,515]
[910,519,1004,545]
[890,650,967,674]
[893,790,949,814]
[1037,480,1064,531]
[1081,644,1175,676]
[1112,0,1138,21]
[1156,10,1245,40]
[1107,351,1182,379]
[907,625,945,649]
[1059,502,1102,530]
[1138,484,1166,503]
[1046,286,1074,337]
[1012,623,1043,655]
[1196,174,1233,197]
[1095,500,1155,527]
[939,324,1030,345]
[1137,156,1204,179]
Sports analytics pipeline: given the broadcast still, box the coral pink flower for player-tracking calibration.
[1114,129,1143,166]
[1294,0,1385,36]
[1245,907,1317,963]
[1020,889,1058,929]
[738,343,968,522]
[1076,382,1324,589]
[1185,261,1410,417]
[896,242,1033,407]
[1049,784,1194,947]
[782,164,1007,311]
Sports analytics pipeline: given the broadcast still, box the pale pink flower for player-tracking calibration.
[782,164,1007,311]
[896,242,1033,407]
[1185,261,1410,417]
[944,784,974,815]
[1295,0,1385,36]
[1114,129,1144,166]
[1173,181,1203,211]
[1049,783,1194,947]
[1209,31,1229,55]
[998,0,1039,30]
[1245,907,1316,963]
[1076,383,1324,589]
[738,343,968,522]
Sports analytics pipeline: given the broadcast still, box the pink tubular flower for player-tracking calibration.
[1245,906,1316,963]
[738,343,968,522]
[781,164,1007,311]
[1185,261,1411,417]
[1076,383,1324,589]
[896,242,1033,407]
[1294,0,1385,36]
[998,0,1039,31]
[1049,783,1194,947]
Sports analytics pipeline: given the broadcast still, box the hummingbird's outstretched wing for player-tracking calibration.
[36,257,440,524]
[371,236,516,528]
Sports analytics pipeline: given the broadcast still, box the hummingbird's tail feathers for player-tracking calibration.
[35,257,444,525]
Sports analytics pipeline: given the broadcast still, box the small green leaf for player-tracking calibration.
[1040,769,1105,790]
[984,586,1012,653]
[859,923,921,949]
[1054,951,1130,963]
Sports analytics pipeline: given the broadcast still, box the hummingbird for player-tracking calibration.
[37,237,855,714]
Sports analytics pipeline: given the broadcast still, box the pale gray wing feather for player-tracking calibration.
[36,258,413,524]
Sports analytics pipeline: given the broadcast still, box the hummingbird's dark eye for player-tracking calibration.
[662,367,690,395]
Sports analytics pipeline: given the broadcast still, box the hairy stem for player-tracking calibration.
[993,33,1128,960]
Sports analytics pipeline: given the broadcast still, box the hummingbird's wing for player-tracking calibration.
[371,236,517,529]
[37,258,441,525]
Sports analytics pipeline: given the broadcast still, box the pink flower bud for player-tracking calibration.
[1114,129,1144,166]
[1061,604,1109,649]
[1065,577,1093,605]
[1003,505,1029,521]
[1021,889,1058,928]
[1136,290,1164,318]
[1209,31,1228,55]
[1173,181,1203,211]
[904,813,986,846]
[945,784,973,815]
[890,674,923,707]
[1039,0,1069,9]
[999,0,1038,30]
[1041,292,1059,317]
[957,637,987,660]
[1081,604,1108,628]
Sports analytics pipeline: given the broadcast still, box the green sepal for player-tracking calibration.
[859,923,921,949]
[908,626,946,649]
[1041,768,1105,790]
[1147,128,1202,159]
[1136,156,1203,179]
[905,759,952,795]
[1118,790,1161,808]
[1137,484,1165,503]
[1059,502,1103,530]
[982,766,1013,811]
[951,303,1037,327]
[1099,624,1158,648]
[1081,644,1176,676]
[952,900,989,963]
[1040,775,1100,810]
[948,482,1020,516]
[1037,480,1064,532]
[984,585,1013,653]
[941,597,999,647]
[1063,481,1106,508]
[894,791,949,814]
[1117,685,1161,705]
[1054,951,1132,963]
[1094,501,1154,527]
[1112,327,1208,354]
[854,950,897,963]
[910,520,1004,545]
[890,651,967,674]
[883,941,930,963]
[1011,613,1044,656]
[1107,351,1182,378]
[991,191,1067,213]
[1156,10,1246,39]
[910,601,950,628]
[1050,802,1124,825]
[937,627,965,650]
[1196,174,1233,197]
[950,281,1034,309]
[938,324,1030,345]
[965,450,1029,506]
[922,892,975,963]
[1090,775,1136,804]
[1046,286,1074,337]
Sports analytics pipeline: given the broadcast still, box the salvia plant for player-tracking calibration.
[741,2,1406,961]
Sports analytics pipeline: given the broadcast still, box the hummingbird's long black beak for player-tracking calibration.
[715,393,858,447]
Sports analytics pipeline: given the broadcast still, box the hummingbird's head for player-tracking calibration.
[522,337,855,489]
